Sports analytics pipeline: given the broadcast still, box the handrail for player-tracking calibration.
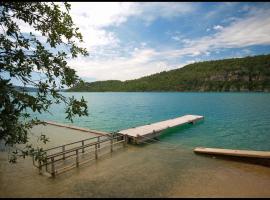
[44,132,122,153]
[46,137,110,159]
[44,135,104,152]
[33,133,127,177]
[39,139,125,167]
[45,134,123,159]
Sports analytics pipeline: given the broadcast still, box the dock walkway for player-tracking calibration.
[119,114,204,144]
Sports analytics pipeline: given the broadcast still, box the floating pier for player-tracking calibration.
[119,114,204,144]
[194,147,270,159]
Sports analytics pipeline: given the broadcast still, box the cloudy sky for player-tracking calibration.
[65,2,270,82]
[4,2,270,85]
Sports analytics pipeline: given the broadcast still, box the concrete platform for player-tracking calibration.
[194,147,270,159]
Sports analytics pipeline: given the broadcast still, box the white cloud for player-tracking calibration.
[63,2,198,80]
[67,2,196,51]
[68,48,171,81]
[204,2,239,19]
[161,8,270,58]
[222,16,238,23]
[140,42,147,47]
[213,25,224,31]
[69,2,138,28]
[20,3,266,82]
[67,7,270,81]
[135,2,196,24]
[217,10,270,47]
[172,36,181,41]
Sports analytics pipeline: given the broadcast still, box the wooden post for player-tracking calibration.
[38,160,42,174]
[98,136,100,148]
[45,158,48,172]
[188,120,195,125]
[123,135,126,147]
[136,134,139,144]
[126,135,129,145]
[95,144,98,159]
[32,156,36,167]
[76,149,79,167]
[110,136,113,153]
[82,140,85,153]
[51,157,55,177]
[122,134,127,147]
[62,145,65,160]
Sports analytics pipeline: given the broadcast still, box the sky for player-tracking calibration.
[3,2,270,85]
[66,2,270,82]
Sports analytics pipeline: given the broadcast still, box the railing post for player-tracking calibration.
[110,135,113,153]
[62,145,65,160]
[32,156,35,167]
[38,160,42,174]
[82,140,85,153]
[123,134,126,147]
[51,157,55,177]
[136,134,139,144]
[76,149,79,167]
[45,158,48,172]
[126,135,129,145]
[95,144,98,159]
[98,136,100,148]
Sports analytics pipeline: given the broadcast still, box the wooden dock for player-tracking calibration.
[119,115,204,144]
[33,116,204,177]
[194,147,270,159]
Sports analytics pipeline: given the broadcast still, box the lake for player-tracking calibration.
[1,92,270,197]
[34,92,270,151]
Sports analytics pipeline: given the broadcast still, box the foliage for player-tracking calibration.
[0,2,88,162]
[69,54,270,92]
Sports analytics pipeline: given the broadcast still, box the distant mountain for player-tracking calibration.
[68,54,270,92]
[14,86,66,92]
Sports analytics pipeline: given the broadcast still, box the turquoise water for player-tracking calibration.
[33,92,270,151]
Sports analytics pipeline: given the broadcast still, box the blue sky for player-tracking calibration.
[67,2,270,82]
[3,2,270,85]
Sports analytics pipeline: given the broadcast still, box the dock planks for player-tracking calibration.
[119,114,204,143]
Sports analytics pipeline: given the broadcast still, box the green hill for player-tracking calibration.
[68,54,270,92]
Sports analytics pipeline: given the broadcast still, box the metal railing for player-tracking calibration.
[33,133,128,177]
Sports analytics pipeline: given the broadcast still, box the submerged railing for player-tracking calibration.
[32,133,128,177]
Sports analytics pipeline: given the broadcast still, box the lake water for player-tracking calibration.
[1,92,270,197]
[34,92,270,151]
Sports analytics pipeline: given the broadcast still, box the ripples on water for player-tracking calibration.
[32,92,270,151]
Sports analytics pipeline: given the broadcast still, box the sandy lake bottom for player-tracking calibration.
[0,124,270,198]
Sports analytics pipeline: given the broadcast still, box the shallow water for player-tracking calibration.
[1,132,270,197]
[1,92,270,197]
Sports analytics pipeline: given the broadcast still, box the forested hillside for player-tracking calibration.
[68,54,270,92]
